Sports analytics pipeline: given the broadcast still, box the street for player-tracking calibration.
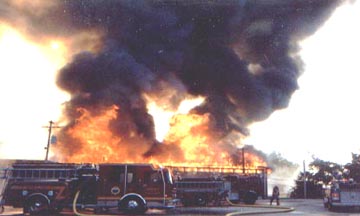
[2,199,360,216]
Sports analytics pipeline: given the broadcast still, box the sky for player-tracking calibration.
[244,0,360,165]
[0,26,69,160]
[0,1,359,166]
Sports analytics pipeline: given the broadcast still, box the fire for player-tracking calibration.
[164,113,216,163]
[55,105,150,163]
[144,93,204,142]
[160,112,267,170]
[244,152,267,169]
[55,99,267,170]
[57,105,121,162]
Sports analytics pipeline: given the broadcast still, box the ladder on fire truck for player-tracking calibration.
[0,167,12,213]
[167,165,268,174]
[8,167,80,180]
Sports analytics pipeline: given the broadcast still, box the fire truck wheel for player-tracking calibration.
[24,195,50,215]
[243,191,257,205]
[119,196,147,214]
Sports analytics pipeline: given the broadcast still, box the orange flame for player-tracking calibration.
[163,113,223,164]
[66,106,120,162]
[56,105,149,163]
[55,102,267,171]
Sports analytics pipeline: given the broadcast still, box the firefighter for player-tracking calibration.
[270,186,280,205]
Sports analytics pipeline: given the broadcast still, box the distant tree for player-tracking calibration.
[344,153,360,182]
[290,171,323,198]
[290,154,360,198]
[290,158,342,198]
[309,158,342,185]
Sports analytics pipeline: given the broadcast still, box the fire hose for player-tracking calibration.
[73,190,93,216]
[225,197,295,215]
[73,191,294,216]
[73,189,294,216]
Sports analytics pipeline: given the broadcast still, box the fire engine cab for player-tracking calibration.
[0,160,174,215]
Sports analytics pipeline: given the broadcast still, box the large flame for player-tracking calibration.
[56,105,151,163]
[164,113,219,164]
[62,106,121,162]
[161,112,267,170]
[54,99,267,170]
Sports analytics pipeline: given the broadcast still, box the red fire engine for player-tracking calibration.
[0,160,174,215]
[169,166,269,206]
[1,161,269,215]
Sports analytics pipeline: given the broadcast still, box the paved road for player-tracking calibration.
[254,199,360,216]
[1,199,360,215]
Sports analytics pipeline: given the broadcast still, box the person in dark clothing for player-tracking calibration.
[270,186,280,205]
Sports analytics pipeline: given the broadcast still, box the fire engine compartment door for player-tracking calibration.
[341,188,360,203]
[126,165,164,200]
[98,165,126,198]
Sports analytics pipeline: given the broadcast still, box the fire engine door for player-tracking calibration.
[98,165,126,198]
[125,167,164,199]
[143,171,164,198]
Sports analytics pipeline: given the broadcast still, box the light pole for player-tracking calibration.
[43,121,61,161]
[303,160,307,199]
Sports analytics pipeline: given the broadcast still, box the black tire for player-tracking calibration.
[119,196,147,214]
[243,191,257,205]
[24,195,50,215]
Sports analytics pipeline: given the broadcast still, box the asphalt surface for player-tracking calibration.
[2,199,360,215]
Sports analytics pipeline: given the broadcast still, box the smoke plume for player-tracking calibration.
[0,0,349,161]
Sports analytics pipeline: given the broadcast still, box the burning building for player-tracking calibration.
[0,0,349,167]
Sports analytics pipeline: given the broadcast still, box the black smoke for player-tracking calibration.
[0,0,348,158]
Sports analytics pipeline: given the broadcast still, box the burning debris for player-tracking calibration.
[0,0,349,166]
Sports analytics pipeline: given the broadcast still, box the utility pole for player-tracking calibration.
[303,160,307,199]
[242,146,245,174]
[43,121,61,161]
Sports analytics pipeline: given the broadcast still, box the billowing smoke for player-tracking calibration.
[0,0,348,161]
